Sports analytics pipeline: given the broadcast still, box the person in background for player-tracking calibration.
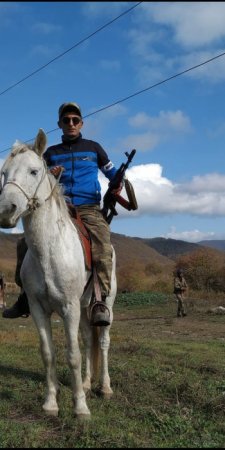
[174,268,188,317]
[0,271,6,309]
[3,102,122,326]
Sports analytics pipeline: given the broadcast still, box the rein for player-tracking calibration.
[3,160,61,211]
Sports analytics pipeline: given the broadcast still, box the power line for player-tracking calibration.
[1,49,225,155]
[83,50,225,118]
[0,2,143,97]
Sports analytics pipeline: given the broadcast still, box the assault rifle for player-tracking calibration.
[102,149,138,224]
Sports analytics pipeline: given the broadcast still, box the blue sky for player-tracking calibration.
[1,1,225,242]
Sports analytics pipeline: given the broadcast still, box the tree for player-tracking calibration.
[176,248,225,292]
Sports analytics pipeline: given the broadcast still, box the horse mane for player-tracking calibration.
[48,173,71,221]
[10,141,33,157]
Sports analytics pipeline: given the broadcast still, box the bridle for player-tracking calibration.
[1,158,60,212]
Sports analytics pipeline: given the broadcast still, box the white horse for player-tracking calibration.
[0,129,117,418]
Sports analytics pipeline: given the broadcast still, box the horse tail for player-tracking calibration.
[92,326,100,380]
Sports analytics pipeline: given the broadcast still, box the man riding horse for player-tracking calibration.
[2,102,124,326]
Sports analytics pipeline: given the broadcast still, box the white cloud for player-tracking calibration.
[132,47,225,86]
[100,163,225,218]
[180,173,225,193]
[31,22,62,34]
[209,121,225,138]
[163,226,216,243]
[127,28,162,61]
[83,104,127,139]
[81,2,130,18]
[179,50,225,83]
[116,110,192,152]
[141,2,225,49]
[129,110,192,133]
[118,131,160,153]
[29,44,60,58]
[128,3,225,85]
[85,109,191,154]
[2,154,225,219]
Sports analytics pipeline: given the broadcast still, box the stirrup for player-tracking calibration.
[90,301,110,327]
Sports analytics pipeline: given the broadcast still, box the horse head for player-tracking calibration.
[0,129,48,228]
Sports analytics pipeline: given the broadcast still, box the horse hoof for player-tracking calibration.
[102,392,113,400]
[101,388,113,399]
[76,412,91,421]
[42,406,59,417]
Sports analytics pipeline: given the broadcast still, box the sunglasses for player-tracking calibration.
[62,117,81,126]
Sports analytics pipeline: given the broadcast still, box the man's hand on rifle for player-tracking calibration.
[111,180,124,196]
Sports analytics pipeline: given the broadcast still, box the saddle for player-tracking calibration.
[67,203,92,271]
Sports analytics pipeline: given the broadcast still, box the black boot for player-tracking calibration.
[90,295,110,327]
[2,291,30,319]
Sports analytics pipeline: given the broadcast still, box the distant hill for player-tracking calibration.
[111,233,174,269]
[3,231,225,292]
[199,240,225,252]
[0,231,175,282]
[2,232,225,277]
[0,231,24,278]
[0,231,23,259]
[133,237,202,260]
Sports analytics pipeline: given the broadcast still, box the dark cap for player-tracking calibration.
[58,102,82,119]
[176,268,183,276]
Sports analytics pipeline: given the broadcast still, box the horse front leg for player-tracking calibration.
[31,305,59,416]
[64,313,91,419]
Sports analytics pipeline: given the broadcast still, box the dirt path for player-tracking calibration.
[114,303,225,343]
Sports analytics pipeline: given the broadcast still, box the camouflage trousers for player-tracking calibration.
[16,205,113,296]
[77,204,112,296]
[175,293,186,317]
[0,289,5,308]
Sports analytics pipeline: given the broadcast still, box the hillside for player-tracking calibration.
[199,240,225,252]
[0,231,23,259]
[111,233,174,269]
[0,231,24,278]
[134,237,203,260]
[0,231,175,283]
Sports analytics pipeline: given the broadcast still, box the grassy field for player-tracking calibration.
[1,292,225,448]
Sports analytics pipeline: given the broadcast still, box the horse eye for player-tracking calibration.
[31,169,38,176]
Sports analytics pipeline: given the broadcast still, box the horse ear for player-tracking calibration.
[34,129,47,157]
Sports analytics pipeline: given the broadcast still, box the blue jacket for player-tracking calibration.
[44,133,117,206]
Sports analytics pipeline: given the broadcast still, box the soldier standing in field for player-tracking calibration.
[0,272,6,309]
[174,268,188,317]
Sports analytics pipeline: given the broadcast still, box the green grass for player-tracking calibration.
[1,293,225,447]
[116,291,169,307]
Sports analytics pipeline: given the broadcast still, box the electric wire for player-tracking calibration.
[0,2,143,98]
[1,50,225,155]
